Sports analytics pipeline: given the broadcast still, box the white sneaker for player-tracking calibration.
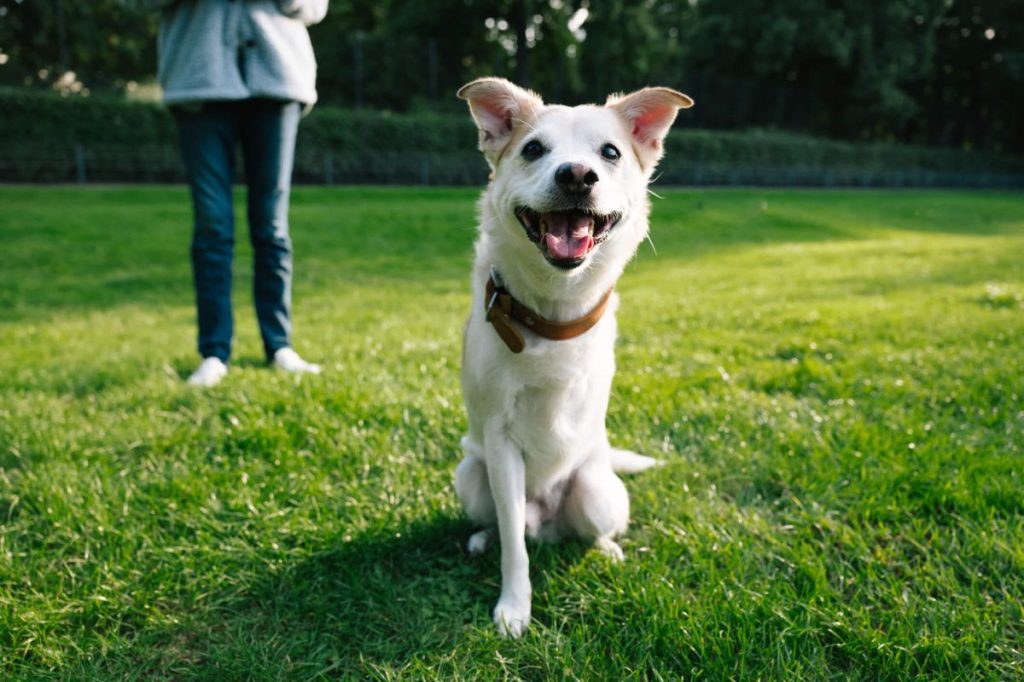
[273,347,321,375]
[187,357,228,387]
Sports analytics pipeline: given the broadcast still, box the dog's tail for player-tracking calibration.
[609,448,663,474]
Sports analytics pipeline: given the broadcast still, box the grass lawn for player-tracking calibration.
[1,185,1022,680]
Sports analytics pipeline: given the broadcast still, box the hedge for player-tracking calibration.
[2,87,1023,187]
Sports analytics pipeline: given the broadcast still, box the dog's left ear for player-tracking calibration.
[458,77,544,168]
[607,87,694,168]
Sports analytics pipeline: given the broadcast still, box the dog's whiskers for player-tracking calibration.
[644,233,658,255]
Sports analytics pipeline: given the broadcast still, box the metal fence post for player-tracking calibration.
[74,144,87,184]
[324,153,334,185]
[420,157,430,186]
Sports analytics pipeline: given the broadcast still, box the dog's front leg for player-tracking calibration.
[485,424,531,637]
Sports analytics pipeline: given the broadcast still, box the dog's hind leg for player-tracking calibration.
[467,527,494,555]
[455,450,496,525]
[563,460,629,562]
[455,438,497,554]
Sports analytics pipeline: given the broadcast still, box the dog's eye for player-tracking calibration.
[521,140,546,161]
[600,143,621,161]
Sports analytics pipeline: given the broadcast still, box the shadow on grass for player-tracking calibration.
[137,516,592,677]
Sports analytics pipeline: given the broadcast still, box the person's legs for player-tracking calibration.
[238,98,301,361]
[174,102,238,364]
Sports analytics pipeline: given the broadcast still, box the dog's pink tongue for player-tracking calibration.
[543,213,594,260]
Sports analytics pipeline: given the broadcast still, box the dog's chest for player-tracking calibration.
[505,354,610,485]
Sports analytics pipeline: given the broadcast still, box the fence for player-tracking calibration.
[4,87,1024,188]
[0,143,486,186]
[4,141,1024,188]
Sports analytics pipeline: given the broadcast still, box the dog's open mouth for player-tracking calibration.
[514,207,622,269]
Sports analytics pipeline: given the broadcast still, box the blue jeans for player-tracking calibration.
[174,99,301,363]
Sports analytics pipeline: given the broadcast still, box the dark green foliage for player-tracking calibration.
[0,0,157,90]
[658,129,1024,186]
[4,0,1022,152]
[0,88,176,145]
[2,88,1022,186]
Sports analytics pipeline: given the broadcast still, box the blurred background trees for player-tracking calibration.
[1,0,1021,152]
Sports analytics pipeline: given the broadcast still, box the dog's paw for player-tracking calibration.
[493,597,531,638]
[467,529,492,555]
[594,536,625,562]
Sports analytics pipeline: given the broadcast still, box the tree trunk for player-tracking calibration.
[513,0,531,87]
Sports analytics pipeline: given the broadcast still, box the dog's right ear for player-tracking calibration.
[458,78,543,168]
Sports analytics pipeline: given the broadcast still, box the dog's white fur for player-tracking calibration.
[454,78,693,637]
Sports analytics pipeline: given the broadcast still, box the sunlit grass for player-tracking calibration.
[1,186,1022,679]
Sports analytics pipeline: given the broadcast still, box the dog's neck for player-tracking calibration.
[475,218,634,319]
[475,243,623,322]
[484,270,613,352]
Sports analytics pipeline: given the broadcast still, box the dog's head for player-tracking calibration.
[459,78,692,274]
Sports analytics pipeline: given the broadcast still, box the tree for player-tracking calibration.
[308,0,582,110]
[572,1,690,105]
[909,0,1024,152]
[0,0,157,92]
[0,0,1020,151]
[680,0,943,138]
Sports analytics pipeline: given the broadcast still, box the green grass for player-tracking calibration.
[1,185,1022,680]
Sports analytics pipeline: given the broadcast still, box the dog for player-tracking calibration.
[454,77,693,637]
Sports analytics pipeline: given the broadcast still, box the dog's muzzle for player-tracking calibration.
[514,207,622,270]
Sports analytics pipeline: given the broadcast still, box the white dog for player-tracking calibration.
[454,78,693,637]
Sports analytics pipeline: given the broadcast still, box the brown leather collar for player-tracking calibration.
[484,270,613,353]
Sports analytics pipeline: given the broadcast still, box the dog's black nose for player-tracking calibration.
[554,163,599,195]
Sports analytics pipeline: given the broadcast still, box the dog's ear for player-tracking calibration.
[458,78,544,167]
[607,87,693,168]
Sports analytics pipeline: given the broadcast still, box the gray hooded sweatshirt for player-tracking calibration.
[140,0,328,106]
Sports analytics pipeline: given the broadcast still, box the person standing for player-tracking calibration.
[141,0,329,386]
